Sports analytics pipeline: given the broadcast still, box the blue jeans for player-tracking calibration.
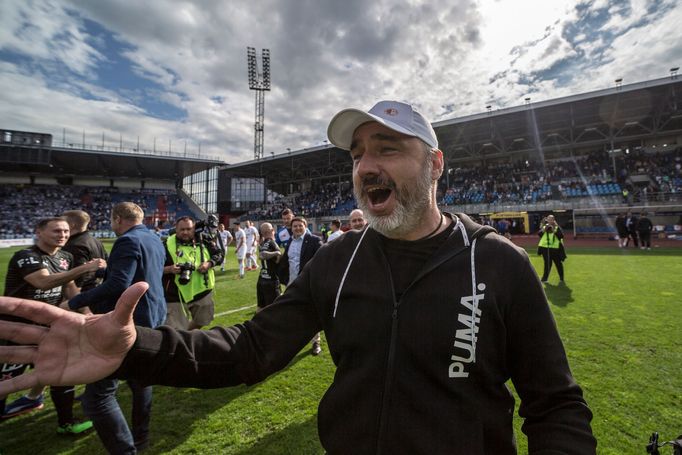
[82,378,152,454]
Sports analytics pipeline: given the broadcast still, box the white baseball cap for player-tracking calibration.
[327,100,438,151]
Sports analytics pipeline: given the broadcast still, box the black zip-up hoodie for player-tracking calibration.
[118,213,596,454]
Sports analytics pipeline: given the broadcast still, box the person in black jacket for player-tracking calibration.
[637,211,654,250]
[614,212,628,247]
[0,101,596,454]
[625,211,639,247]
[62,210,108,292]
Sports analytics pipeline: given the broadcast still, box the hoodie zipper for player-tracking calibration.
[375,285,400,455]
[372,218,490,453]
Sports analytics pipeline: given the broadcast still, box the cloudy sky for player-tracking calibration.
[1,0,680,163]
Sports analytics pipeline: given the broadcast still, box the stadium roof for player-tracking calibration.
[434,76,682,163]
[0,142,225,181]
[221,76,682,188]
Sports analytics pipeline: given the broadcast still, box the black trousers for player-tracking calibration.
[639,231,651,248]
[540,247,564,281]
[257,278,281,309]
[627,230,639,247]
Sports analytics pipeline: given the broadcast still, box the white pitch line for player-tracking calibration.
[215,305,257,317]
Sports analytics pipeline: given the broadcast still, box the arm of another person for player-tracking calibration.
[117,259,320,388]
[68,236,139,311]
[163,247,181,276]
[259,242,282,261]
[197,238,224,273]
[555,226,565,240]
[507,257,596,453]
[62,281,94,315]
[0,262,321,393]
[23,259,106,291]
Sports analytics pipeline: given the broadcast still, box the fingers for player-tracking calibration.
[0,370,39,396]
[0,345,37,365]
[0,320,48,344]
[0,297,66,326]
[111,282,149,327]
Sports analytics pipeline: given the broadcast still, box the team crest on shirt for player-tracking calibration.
[59,258,70,270]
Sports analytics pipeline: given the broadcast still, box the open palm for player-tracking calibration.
[0,282,148,395]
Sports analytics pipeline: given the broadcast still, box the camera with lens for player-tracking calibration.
[168,214,219,244]
[177,262,196,285]
[543,223,554,233]
[194,214,219,243]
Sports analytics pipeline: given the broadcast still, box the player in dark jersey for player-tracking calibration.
[1,217,105,435]
[62,210,108,292]
[256,223,282,311]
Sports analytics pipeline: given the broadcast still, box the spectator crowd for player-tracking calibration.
[0,185,192,239]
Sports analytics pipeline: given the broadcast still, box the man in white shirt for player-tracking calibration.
[217,223,233,272]
[327,219,343,242]
[245,221,260,271]
[233,221,246,279]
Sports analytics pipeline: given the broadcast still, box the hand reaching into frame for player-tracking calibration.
[0,282,148,396]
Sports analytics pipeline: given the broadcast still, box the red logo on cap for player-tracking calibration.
[384,108,399,116]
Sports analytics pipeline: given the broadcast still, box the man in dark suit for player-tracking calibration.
[66,202,166,453]
[278,216,323,355]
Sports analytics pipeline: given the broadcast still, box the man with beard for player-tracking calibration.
[275,208,294,248]
[0,101,596,454]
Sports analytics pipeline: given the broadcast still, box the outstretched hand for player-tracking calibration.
[0,282,148,396]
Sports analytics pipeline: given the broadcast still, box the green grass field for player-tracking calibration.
[0,243,681,454]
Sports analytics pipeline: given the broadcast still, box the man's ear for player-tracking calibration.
[431,149,444,180]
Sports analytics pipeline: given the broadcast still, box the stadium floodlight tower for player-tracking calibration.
[247,47,271,160]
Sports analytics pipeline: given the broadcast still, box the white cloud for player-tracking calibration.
[0,0,681,163]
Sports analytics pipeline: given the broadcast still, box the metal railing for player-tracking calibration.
[49,140,224,163]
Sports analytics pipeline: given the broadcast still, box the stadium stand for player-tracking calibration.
[439,149,680,207]
[0,185,194,239]
[235,148,680,232]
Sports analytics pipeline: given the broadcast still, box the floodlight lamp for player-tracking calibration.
[262,48,271,90]
[247,47,258,89]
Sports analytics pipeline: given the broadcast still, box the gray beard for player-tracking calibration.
[354,157,434,239]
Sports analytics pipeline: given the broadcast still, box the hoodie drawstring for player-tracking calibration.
[333,227,370,318]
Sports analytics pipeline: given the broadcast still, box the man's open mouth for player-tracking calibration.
[367,187,392,205]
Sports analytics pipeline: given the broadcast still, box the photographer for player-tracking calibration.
[163,216,224,330]
[537,214,566,283]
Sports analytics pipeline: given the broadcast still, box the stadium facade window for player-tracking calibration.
[4,131,11,143]
[183,166,218,214]
[231,177,265,204]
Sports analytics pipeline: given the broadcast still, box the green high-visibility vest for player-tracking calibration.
[538,230,561,249]
[166,234,215,303]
